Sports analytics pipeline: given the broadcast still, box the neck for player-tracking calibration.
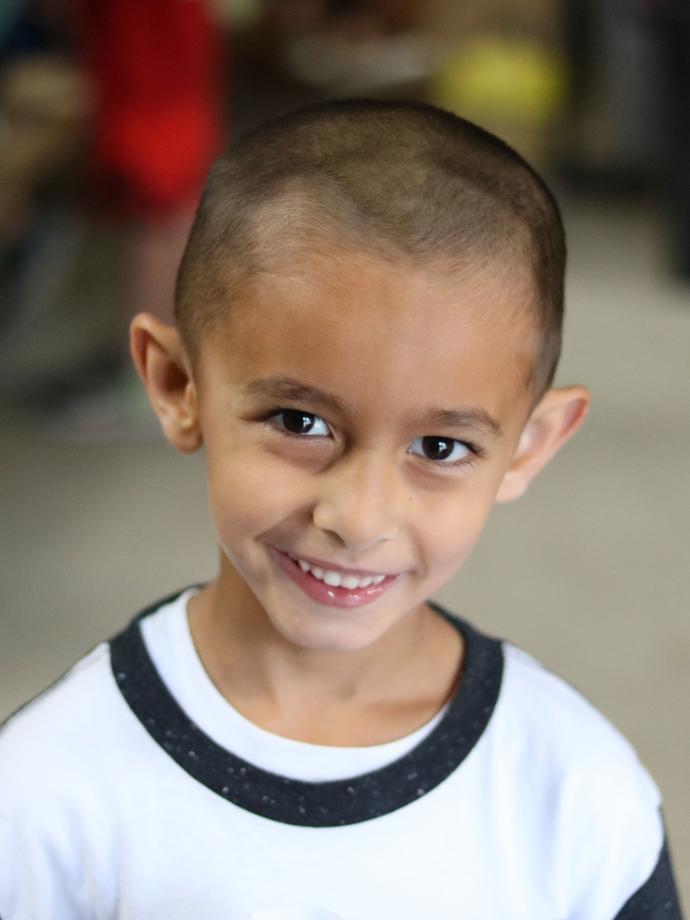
[186,560,462,745]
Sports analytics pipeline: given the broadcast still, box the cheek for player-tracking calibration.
[204,447,306,545]
[418,489,496,580]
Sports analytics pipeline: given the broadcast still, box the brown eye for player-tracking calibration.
[409,436,471,464]
[274,410,330,437]
[283,410,316,433]
[421,437,453,460]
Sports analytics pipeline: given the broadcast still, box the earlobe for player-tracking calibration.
[495,385,590,504]
[130,312,202,453]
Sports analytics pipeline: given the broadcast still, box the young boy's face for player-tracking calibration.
[181,243,555,654]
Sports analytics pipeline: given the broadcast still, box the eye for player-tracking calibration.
[271,409,331,437]
[409,436,472,464]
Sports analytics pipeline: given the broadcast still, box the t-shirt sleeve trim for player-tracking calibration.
[613,834,684,920]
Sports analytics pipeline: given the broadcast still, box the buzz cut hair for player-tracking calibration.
[175,98,566,396]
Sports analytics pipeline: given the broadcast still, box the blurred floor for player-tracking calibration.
[1,195,688,905]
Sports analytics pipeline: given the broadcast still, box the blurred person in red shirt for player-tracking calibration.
[81,0,225,325]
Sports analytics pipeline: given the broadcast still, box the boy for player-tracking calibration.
[0,100,682,918]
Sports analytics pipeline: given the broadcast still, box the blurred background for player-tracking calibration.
[1,0,688,905]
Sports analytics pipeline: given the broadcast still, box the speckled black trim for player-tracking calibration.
[109,589,503,827]
[613,836,683,919]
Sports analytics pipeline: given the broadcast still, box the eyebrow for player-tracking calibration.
[244,376,345,417]
[243,375,503,438]
[415,406,503,438]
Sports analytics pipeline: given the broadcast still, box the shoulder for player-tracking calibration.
[2,639,115,734]
[0,640,136,918]
[0,589,193,806]
[0,640,132,810]
[492,642,670,916]
[2,640,111,736]
[497,641,659,798]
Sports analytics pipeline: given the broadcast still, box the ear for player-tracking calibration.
[495,385,590,503]
[130,312,202,452]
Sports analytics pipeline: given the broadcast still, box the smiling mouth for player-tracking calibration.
[270,548,401,608]
[286,554,388,590]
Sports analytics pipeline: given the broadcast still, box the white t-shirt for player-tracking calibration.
[0,589,682,920]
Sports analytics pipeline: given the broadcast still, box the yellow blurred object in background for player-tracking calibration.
[431,36,566,163]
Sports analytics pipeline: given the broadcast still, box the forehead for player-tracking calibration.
[200,247,538,430]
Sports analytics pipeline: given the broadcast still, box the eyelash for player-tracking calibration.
[260,407,483,467]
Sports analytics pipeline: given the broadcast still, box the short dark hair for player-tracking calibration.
[175,98,565,396]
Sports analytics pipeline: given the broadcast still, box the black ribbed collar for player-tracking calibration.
[109,589,503,827]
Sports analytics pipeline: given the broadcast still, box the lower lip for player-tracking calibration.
[270,548,401,609]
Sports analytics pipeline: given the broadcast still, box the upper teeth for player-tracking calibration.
[293,557,387,589]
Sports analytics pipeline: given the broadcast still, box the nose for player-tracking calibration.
[311,450,403,554]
